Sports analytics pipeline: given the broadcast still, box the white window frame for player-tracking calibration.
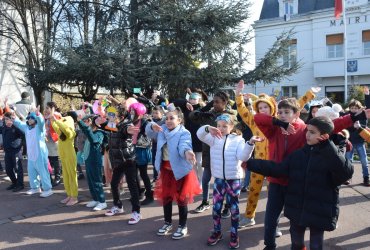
[283,41,297,68]
[281,86,298,98]
[327,44,343,58]
[364,41,370,55]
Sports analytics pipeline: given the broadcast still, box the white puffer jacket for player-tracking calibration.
[197,125,254,180]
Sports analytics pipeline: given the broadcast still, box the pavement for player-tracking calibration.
[0,158,369,250]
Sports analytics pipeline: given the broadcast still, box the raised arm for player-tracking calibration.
[298,87,320,109]
[52,118,75,139]
[196,125,216,146]
[77,120,103,144]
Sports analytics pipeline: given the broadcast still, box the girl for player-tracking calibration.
[197,114,258,249]
[146,107,201,240]
[49,108,78,205]
[128,102,153,205]
[77,114,107,211]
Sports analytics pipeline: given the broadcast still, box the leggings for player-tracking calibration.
[212,178,241,237]
[290,222,324,250]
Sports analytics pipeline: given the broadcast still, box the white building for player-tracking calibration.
[245,0,370,103]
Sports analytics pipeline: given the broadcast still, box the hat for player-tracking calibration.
[26,112,37,120]
[253,94,276,116]
[21,91,30,99]
[315,103,342,120]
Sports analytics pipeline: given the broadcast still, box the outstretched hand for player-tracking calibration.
[208,126,222,139]
[185,150,196,166]
[151,123,163,132]
[281,123,296,135]
[235,80,244,96]
[127,125,140,135]
[186,102,194,111]
[311,87,321,93]
[248,136,265,144]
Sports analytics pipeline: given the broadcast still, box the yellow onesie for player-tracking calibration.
[52,117,78,198]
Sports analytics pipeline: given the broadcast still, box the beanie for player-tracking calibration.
[315,103,342,121]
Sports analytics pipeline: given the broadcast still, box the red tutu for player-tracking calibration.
[154,161,202,206]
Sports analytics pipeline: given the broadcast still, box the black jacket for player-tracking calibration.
[248,140,353,231]
[108,119,135,168]
[1,124,23,154]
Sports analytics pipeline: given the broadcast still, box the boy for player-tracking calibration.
[2,112,24,192]
[246,116,353,249]
[253,98,365,249]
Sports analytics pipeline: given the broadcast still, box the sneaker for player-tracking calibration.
[241,187,247,192]
[229,235,240,249]
[157,222,173,236]
[78,173,85,180]
[66,198,78,206]
[93,202,107,211]
[221,208,231,219]
[12,185,24,192]
[238,217,256,228]
[60,197,71,204]
[6,183,17,190]
[105,206,124,216]
[40,189,53,198]
[275,228,283,238]
[172,226,188,240]
[86,200,99,208]
[26,188,41,195]
[207,231,223,246]
[194,201,210,213]
[128,211,141,225]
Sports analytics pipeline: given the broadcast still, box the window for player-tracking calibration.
[282,86,298,98]
[363,30,370,55]
[284,0,294,15]
[326,34,344,58]
[283,39,297,68]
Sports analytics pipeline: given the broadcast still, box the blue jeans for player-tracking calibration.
[264,183,286,249]
[202,167,212,201]
[346,143,369,178]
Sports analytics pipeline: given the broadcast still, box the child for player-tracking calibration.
[247,116,353,249]
[2,112,24,192]
[345,99,369,186]
[77,114,107,211]
[189,91,237,215]
[129,102,153,205]
[44,102,62,186]
[105,107,142,225]
[235,80,318,228]
[50,108,78,206]
[197,114,257,249]
[254,98,366,249]
[13,108,53,197]
[150,106,166,182]
[146,107,201,240]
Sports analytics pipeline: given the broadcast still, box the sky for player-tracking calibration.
[245,0,264,70]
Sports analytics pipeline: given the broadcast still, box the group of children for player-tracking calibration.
[1,82,370,249]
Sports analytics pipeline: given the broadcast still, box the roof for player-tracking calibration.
[259,0,335,20]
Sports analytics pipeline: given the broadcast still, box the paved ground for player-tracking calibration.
[0,158,369,250]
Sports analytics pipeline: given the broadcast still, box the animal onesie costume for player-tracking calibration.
[14,113,52,191]
[52,116,78,198]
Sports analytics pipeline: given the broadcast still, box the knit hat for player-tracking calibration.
[315,103,342,121]
[253,93,276,116]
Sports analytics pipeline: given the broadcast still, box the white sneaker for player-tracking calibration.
[40,190,53,198]
[172,226,188,240]
[26,188,41,195]
[93,202,107,211]
[86,200,99,208]
[105,206,124,216]
[128,211,141,225]
[275,228,283,238]
[238,217,256,228]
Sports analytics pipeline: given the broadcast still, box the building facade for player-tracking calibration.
[245,0,370,103]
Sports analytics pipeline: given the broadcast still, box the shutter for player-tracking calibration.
[363,30,370,42]
[326,34,344,45]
